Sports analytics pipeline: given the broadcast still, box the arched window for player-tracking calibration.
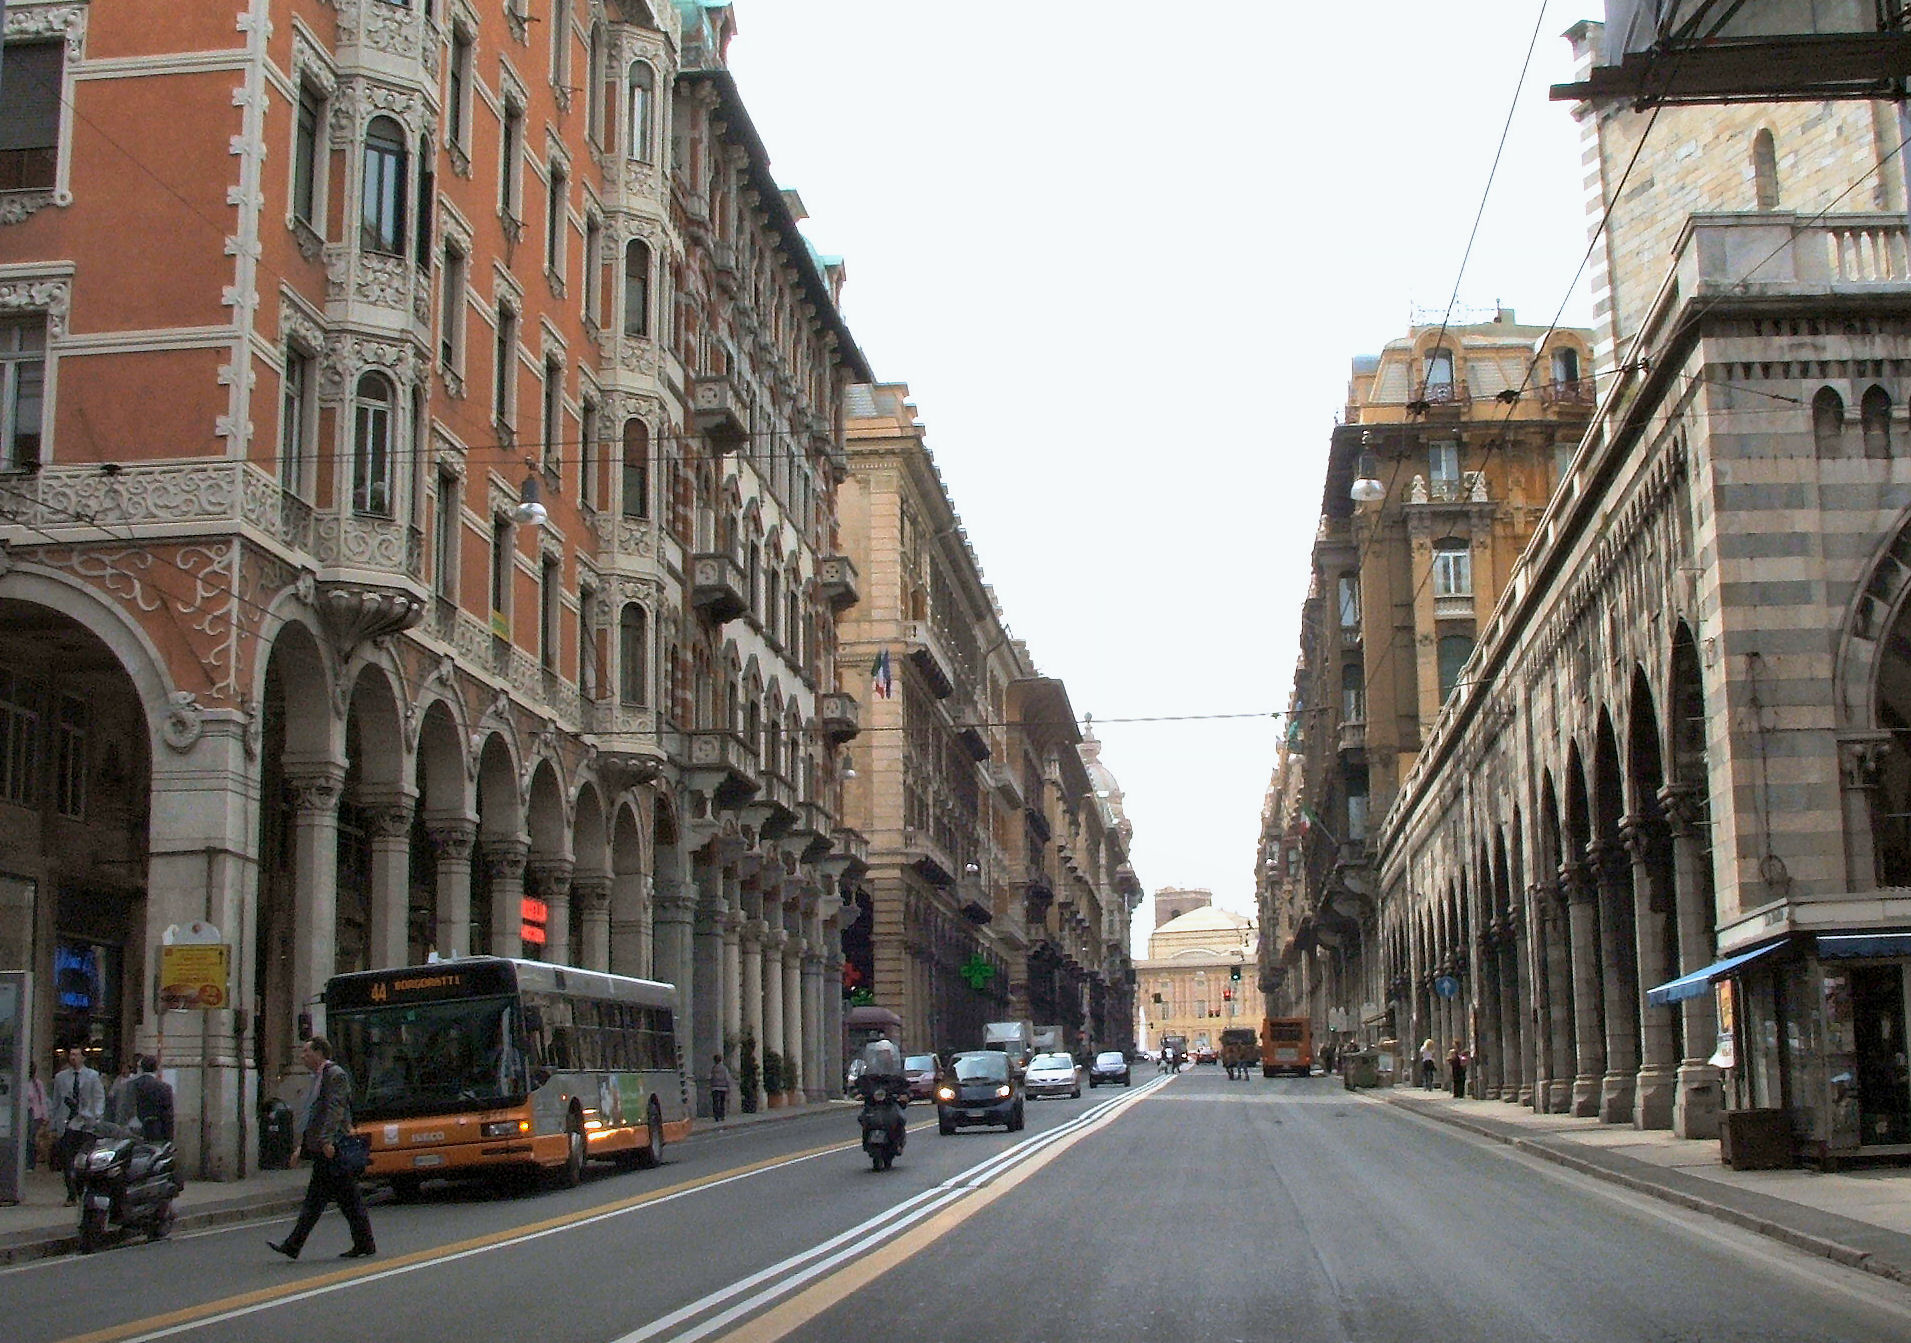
[586,24,607,146]
[1341,663,1364,723]
[626,61,655,163]
[1423,347,1455,402]
[1864,385,1894,459]
[1550,346,1580,389]
[1753,128,1779,210]
[1438,634,1474,702]
[351,372,395,516]
[621,418,649,519]
[1813,386,1846,457]
[623,238,651,338]
[361,116,408,255]
[618,603,647,707]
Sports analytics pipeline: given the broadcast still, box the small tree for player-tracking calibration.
[739,1031,760,1114]
[762,1047,784,1098]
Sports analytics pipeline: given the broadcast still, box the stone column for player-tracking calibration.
[824,949,846,1098]
[1623,814,1677,1130]
[802,948,826,1103]
[693,889,724,1116]
[361,790,417,970]
[426,818,476,960]
[609,864,650,978]
[741,918,766,1066]
[1590,838,1639,1123]
[763,928,787,1097]
[651,877,698,1068]
[481,838,528,959]
[533,858,575,966]
[1563,861,1606,1117]
[1512,900,1536,1107]
[1661,783,1722,1138]
[574,874,611,972]
[721,908,742,1054]
[1496,915,1524,1104]
[1838,735,1891,893]
[783,934,804,1098]
[1538,885,1575,1114]
[1475,928,1502,1098]
[285,763,347,1043]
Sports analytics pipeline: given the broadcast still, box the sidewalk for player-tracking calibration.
[0,1099,850,1266]
[1373,1085,1911,1286]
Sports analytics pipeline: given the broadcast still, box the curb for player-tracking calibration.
[1377,1092,1911,1288]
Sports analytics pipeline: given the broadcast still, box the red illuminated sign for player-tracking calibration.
[521,896,548,946]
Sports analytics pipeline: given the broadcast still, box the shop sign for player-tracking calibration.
[1708,979,1736,1070]
[159,921,229,1010]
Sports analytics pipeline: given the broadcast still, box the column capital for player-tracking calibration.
[359,789,418,840]
[481,837,529,882]
[1655,782,1706,839]
[653,879,697,920]
[1618,812,1664,866]
[426,817,477,859]
[1559,860,1597,905]
[531,857,576,892]
[285,761,347,814]
[1839,734,1893,791]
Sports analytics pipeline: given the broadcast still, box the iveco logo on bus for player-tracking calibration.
[411,1131,446,1144]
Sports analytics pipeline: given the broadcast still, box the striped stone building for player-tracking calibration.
[1313,25,1911,1160]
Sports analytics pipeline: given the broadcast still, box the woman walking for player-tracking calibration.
[1447,1039,1469,1098]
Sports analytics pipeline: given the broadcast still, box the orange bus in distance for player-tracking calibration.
[1261,1016,1314,1077]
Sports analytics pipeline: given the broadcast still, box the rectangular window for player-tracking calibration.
[490,515,512,633]
[52,693,85,819]
[440,244,465,371]
[539,553,560,671]
[352,384,392,515]
[434,469,460,601]
[1429,440,1459,485]
[1432,546,1472,598]
[292,83,323,226]
[501,100,524,220]
[1,318,47,472]
[579,398,598,511]
[0,42,63,192]
[447,30,472,151]
[583,218,602,326]
[279,347,311,495]
[361,122,406,254]
[541,356,563,477]
[545,160,566,275]
[494,304,516,427]
[1337,574,1360,630]
[619,607,647,707]
[0,668,40,807]
[578,581,596,697]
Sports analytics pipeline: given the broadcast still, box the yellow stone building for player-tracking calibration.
[1135,902,1261,1058]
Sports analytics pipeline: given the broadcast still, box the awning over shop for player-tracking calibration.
[1645,940,1790,1006]
[1817,932,1911,959]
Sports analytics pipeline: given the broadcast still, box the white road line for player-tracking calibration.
[615,1074,1168,1343]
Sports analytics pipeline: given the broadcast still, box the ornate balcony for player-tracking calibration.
[902,619,956,699]
[1407,380,1471,416]
[901,826,956,888]
[819,827,870,885]
[586,703,669,784]
[817,691,860,742]
[681,730,758,810]
[957,724,990,762]
[816,554,860,610]
[986,760,1023,807]
[1337,719,1367,759]
[691,372,748,451]
[742,768,798,842]
[1539,378,1597,413]
[690,551,748,624]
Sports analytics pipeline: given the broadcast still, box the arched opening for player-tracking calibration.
[1813,386,1846,458]
[1752,128,1779,209]
[1863,384,1892,459]
[619,602,648,707]
[360,115,408,255]
[623,238,651,339]
[352,372,395,516]
[621,418,649,519]
[626,61,655,163]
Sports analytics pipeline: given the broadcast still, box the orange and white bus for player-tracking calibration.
[325,957,692,1197]
[1261,1016,1314,1077]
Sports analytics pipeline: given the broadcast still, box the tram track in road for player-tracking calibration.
[618,1072,1172,1343]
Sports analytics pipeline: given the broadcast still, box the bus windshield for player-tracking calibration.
[330,994,527,1119]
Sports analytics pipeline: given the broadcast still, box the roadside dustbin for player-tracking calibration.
[259,1098,295,1169]
[1342,1049,1380,1090]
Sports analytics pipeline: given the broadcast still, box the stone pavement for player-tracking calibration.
[1373,1084,1911,1287]
[0,1098,853,1265]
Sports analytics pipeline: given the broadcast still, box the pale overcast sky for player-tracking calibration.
[725,2,1597,942]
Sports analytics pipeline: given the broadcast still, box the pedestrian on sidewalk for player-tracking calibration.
[1419,1039,1437,1090]
[1447,1040,1469,1098]
[131,1055,174,1143]
[106,1057,139,1126]
[25,1061,47,1169]
[709,1054,732,1122]
[48,1045,105,1205]
[268,1036,375,1262]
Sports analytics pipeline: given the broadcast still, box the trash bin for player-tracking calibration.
[1342,1049,1380,1090]
[259,1098,295,1169]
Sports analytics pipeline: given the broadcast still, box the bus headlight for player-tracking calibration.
[481,1119,531,1138]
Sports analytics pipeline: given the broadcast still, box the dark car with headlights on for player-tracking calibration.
[903,1054,941,1102]
[1087,1050,1131,1087]
[1023,1052,1081,1100]
[936,1050,1025,1133]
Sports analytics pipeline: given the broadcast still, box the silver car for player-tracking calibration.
[1022,1052,1081,1100]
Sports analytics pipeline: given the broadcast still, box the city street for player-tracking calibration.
[4,1070,1911,1343]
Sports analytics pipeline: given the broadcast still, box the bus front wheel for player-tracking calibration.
[557,1113,586,1188]
[636,1100,663,1169]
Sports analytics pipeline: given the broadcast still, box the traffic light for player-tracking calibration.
[1230,964,1242,982]
[1223,988,1233,1001]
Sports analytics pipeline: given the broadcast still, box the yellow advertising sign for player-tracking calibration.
[159,943,230,1011]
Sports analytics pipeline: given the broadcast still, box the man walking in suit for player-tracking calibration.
[48,1046,105,1205]
[130,1055,174,1142]
[268,1036,376,1260]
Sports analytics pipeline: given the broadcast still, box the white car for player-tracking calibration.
[1022,1052,1081,1099]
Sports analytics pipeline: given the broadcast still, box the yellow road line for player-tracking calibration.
[60,1136,862,1343]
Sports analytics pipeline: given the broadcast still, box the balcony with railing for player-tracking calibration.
[1538,378,1597,413]
[691,371,748,451]
[690,551,749,623]
[817,691,860,742]
[681,729,758,809]
[587,703,669,784]
[901,825,957,888]
[902,619,957,699]
[1407,379,1471,415]
[816,554,860,610]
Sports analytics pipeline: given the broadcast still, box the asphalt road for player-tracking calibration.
[3,1069,1910,1343]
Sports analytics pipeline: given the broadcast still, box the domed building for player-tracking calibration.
[1137,901,1262,1058]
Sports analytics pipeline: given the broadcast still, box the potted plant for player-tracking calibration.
[762,1048,785,1108]
[739,1031,760,1114]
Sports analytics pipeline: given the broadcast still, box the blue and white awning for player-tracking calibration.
[1645,940,1791,1006]
[1816,932,1911,959]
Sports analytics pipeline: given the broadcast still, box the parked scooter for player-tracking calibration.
[854,1040,909,1172]
[68,1118,184,1253]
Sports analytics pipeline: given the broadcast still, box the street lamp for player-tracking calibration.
[1350,432,1386,503]
[512,470,548,528]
